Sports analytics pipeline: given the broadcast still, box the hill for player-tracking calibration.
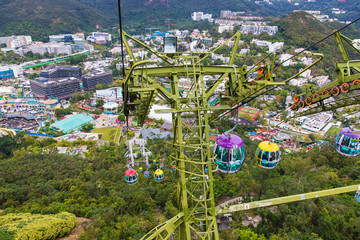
[0,0,110,41]
[76,0,272,30]
[270,11,360,79]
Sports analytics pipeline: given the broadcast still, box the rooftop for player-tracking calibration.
[50,114,93,133]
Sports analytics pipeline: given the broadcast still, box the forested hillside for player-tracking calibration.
[0,125,359,239]
[0,0,109,41]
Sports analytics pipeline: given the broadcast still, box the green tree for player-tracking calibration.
[0,135,18,158]
[96,99,104,108]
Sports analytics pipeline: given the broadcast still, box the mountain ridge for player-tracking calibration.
[0,0,110,41]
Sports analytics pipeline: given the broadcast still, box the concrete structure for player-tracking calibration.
[191,12,212,22]
[49,34,74,42]
[40,66,82,79]
[140,127,173,139]
[0,87,16,96]
[50,114,94,133]
[95,89,117,101]
[0,67,15,80]
[28,42,73,55]
[81,69,113,91]
[86,32,112,44]
[240,25,278,36]
[218,25,234,33]
[215,19,243,26]
[30,66,82,99]
[220,10,233,18]
[30,77,81,100]
[299,112,333,132]
[251,39,283,53]
[0,35,32,48]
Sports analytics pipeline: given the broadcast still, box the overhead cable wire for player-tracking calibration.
[274,16,360,69]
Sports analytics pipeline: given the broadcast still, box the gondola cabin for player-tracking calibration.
[139,167,143,173]
[125,168,138,185]
[212,134,246,173]
[335,127,360,157]
[154,169,164,181]
[144,171,150,178]
[256,141,281,169]
[355,190,360,203]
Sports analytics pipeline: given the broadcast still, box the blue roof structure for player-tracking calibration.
[50,114,93,133]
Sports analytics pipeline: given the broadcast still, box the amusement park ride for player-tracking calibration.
[117,2,360,237]
[124,138,164,184]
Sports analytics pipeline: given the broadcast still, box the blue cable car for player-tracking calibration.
[335,127,360,157]
[212,134,246,173]
[355,190,360,203]
[144,171,150,178]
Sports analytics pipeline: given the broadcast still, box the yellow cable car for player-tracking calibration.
[154,169,164,182]
[255,141,281,169]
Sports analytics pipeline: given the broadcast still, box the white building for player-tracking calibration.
[220,10,233,18]
[191,12,213,22]
[279,53,295,66]
[0,35,32,48]
[28,42,72,55]
[289,78,308,86]
[268,42,284,53]
[240,25,278,36]
[300,112,333,132]
[87,32,112,44]
[0,86,16,96]
[218,25,234,33]
[239,48,250,55]
[251,39,283,53]
[314,75,331,87]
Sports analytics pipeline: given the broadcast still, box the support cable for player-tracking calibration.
[275,16,360,69]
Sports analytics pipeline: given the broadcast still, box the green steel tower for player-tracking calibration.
[120,30,360,239]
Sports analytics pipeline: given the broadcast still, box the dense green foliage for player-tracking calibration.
[0,0,109,41]
[0,122,359,239]
[0,212,77,240]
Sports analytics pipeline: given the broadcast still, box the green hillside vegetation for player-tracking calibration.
[0,0,109,41]
[68,0,271,34]
[0,124,359,239]
[269,12,360,80]
[0,212,77,240]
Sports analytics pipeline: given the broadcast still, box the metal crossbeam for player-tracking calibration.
[141,213,184,240]
[218,185,360,214]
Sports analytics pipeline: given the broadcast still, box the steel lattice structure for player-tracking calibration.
[120,30,360,239]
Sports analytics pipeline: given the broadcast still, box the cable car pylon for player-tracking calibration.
[119,21,360,239]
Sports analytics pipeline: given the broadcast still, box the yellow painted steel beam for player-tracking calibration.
[217,185,360,214]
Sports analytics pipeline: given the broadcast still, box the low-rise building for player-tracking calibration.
[30,77,81,100]
[0,35,32,48]
[40,66,82,79]
[81,69,113,91]
[241,25,278,35]
[0,67,15,80]
[86,32,112,44]
[300,112,333,132]
[218,25,234,33]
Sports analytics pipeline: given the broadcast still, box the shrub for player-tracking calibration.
[0,212,77,240]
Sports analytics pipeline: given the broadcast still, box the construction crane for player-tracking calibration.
[118,17,360,239]
[145,28,161,37]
